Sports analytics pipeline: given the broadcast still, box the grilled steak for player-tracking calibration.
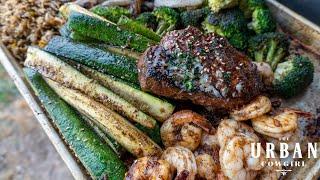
[138,27,263,110]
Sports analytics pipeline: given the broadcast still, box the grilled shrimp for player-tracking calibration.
[230,96,272,121]
[201,132,220,148]
[217,119,259,147]
[194,132,221,180]
[125,156,172,180]
[161,110,213,151]
[258,155,281,180]
[161,146,197,180]
[251,109,300,138]
[220,136,266,180]
[195,153,219,180]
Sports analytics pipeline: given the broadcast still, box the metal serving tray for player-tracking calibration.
[0,0,319,179]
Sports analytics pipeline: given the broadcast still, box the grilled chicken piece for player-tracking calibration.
[138,26,263,110]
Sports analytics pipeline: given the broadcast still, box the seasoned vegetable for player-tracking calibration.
[81,114,125,157]
[273,55,314,98]
[59,24,72,38]
[208,0,239,12]
[248,32,289,70]
[117,16,161,42]
[24,47,156,128]
[247,7,276,34]
[103,46,141,61]
[136,12,158,30]
[203,8,249,50]
[239,0,265,18]
[44,36,139,84]
[58,28,141,60]
[135,122,162,146]
[180,8,210,28]
[91,5,131,23]
[24,68,126,179]
[60,3,155,52]
[45,78,163,157]
[153,7,180,36]
[59,24,96,42]
[76,64,175,121]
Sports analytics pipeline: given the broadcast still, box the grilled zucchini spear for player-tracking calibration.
[45,78,162,157]
[76,64,175,122]
[44,36,139,84]
[60,3,155,52]
[80,114,126,157]
[24,47,156,128]
[24,68,126,179]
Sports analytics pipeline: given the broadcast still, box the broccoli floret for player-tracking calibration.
[153,7,180,36]
[247,7,276,34]
[239,0,265,18]
[248,32,289,70]
[273,55,314,98]
[180,7,211,28]
[202,8,249,50]
[135,12,158,31]
[91,6,131,23]
[208,0,239,12]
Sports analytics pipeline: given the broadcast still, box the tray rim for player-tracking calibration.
[0,0,319,179]
[266,0,320,33]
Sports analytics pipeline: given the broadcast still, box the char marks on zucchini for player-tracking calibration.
[73,64,175,122]
[24,47,156,129]
[44,36,139,85]
[45,78,163,157]
[24,68,126,180]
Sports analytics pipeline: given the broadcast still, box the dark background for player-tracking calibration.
[278,0,320,25]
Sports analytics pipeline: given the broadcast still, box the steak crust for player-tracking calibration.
[138,27,263,110]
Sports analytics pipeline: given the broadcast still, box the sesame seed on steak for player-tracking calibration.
[138,26,263,110]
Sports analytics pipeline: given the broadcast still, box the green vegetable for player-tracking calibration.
[135,123,162,146]
[58,27,141,60]
[44,36,139,84]
[69,31,97,42]
[80,114,126,157]
[273,55,314,98]
[24,68,126,179]
[91,6,131,23]
[203,8,249,50]
[247,7,276,34]
[24,47,156,129]
[208,0,239,12]
[103,46,141,61]
[239,0,265,18]
[153,7,180,36]
[136,12,158,31]
[59,24,99,43]
[60,3,155,52]
[45,78,163,157]
[59,24,71,38]
[180,8,210,28]
[248,32,289,70]
[117,15,161,42]
[76,64,175,122]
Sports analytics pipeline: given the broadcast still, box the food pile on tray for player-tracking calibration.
[5,0,319,179]
[0,0,69,61]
